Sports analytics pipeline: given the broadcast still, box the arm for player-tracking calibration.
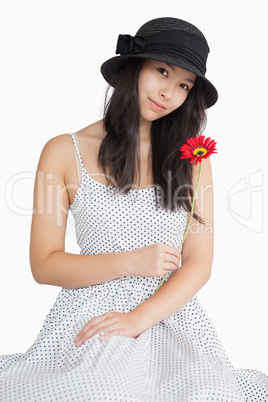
[132,158,214,326]
[30,135,130,288]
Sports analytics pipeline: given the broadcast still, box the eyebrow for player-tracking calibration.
[185,78,195,84]
[165,62,195,85]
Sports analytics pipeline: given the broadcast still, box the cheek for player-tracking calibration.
[172,91,189,110]
[138,71,158,95]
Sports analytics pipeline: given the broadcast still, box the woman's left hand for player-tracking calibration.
[75,310,148,347]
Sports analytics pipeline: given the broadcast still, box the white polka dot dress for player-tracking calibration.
[0,133,267,401]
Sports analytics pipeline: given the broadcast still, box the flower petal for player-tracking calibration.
[180,135,217,162]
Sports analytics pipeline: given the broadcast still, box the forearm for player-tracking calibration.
[31,250,130,288]
[132,260,211,328]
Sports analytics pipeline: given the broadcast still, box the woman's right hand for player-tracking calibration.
[126,243,181,278]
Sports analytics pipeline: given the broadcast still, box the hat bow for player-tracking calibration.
[116,34,146,55]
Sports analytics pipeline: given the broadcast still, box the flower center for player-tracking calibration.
[193,147,208,157]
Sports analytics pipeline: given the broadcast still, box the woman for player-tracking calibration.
[1,17,267,402]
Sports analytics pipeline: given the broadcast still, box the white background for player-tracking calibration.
[0,0,267,375]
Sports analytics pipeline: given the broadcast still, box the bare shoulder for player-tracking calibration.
[35,121,106,206]
[40,133,74,157]
[36,133,75,176]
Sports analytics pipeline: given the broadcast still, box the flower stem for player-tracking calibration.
[154,162,202,293]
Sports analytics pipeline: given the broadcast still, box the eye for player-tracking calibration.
[158,67,168,77]
[180,83,190,91]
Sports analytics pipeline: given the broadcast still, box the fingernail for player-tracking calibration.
[76,340,83,347]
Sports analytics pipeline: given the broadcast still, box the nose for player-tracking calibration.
[159,85,173,100]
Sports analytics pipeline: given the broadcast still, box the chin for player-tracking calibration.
[141,112,166,123]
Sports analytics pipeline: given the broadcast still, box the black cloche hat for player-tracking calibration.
[101,17,218,108]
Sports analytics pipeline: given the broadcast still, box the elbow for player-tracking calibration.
[194,260,212,288]
[30,250,64,286]
[203,262,212,285]
[205,268,212,284]
[30,261,44,284]
[33,276,44,285]
[186,258,213,284]
[32,272,45,285]
[30,254,47,285]
[201,251,213,284]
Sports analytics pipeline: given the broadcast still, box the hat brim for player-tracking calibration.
[101,53,218,109]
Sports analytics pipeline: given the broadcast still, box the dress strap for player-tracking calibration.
[70,132,84,185]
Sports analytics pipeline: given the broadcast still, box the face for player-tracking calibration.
[138,59,196,124]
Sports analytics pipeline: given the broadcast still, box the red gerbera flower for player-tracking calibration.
[180,135,217,165]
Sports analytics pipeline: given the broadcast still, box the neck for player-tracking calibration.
[139,119,152,142]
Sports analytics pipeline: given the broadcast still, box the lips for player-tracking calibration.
[149,98,166,112]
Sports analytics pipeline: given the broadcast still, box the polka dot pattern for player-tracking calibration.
[0,132,267,401]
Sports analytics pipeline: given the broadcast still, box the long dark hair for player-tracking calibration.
[98,58,207,221]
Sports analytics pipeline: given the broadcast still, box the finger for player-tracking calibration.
[164,254,180,267]
[164,245,181,259]
[76,322,119,346]
[93,322,120,339]
[76,315,118,341]
[163,262,178,271]
[75,314,110,341]
[99,329,122,341]
[76,320,110,344]
[85,321,116,339]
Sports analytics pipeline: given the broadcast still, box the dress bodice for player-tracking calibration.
[69,133,187,256]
